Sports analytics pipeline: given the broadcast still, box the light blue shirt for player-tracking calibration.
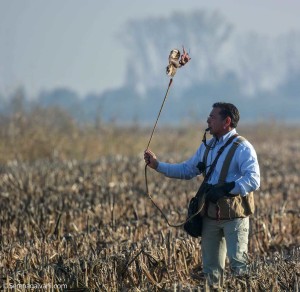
[156,129,260,196]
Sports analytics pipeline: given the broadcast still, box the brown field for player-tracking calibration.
[0,109,299,291]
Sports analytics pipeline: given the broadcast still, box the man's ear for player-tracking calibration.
[224,116,231,128]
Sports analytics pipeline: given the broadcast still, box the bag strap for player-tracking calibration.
[218,136,246,183]
[203,134,238,183]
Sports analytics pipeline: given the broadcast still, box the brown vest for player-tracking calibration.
[204,136,255,220]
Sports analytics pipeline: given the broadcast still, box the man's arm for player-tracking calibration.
[144,145,205,180]
[230,143,260,195]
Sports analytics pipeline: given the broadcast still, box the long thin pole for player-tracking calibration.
[145,78,173,150]
[144,76,202,228]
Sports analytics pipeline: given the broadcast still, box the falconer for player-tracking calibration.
[144,102,260,289]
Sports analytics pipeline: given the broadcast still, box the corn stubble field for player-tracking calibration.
[0,109,299,291]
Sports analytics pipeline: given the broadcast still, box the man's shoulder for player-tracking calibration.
[234,135,257,154]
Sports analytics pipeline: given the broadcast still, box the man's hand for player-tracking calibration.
[206,182,235,204]
[144,149,158,169]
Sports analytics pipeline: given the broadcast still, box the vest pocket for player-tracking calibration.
[207,193,255,219]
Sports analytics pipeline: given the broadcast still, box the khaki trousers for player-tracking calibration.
[201,216,249,288]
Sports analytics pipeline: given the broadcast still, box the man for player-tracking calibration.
[144,102,260,288]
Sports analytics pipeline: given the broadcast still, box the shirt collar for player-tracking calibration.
[217,128,237,143]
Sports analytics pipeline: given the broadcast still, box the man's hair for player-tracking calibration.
[213,102,240,128]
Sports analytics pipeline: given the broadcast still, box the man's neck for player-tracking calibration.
[215,127,234,140]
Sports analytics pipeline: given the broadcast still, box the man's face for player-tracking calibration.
[206,107,226,137]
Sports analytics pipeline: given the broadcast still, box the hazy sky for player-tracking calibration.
[0,0,300,98]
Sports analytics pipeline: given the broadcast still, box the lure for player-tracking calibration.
[166,46,191,77]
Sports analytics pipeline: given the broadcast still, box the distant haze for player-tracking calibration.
[0,0,300,98]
